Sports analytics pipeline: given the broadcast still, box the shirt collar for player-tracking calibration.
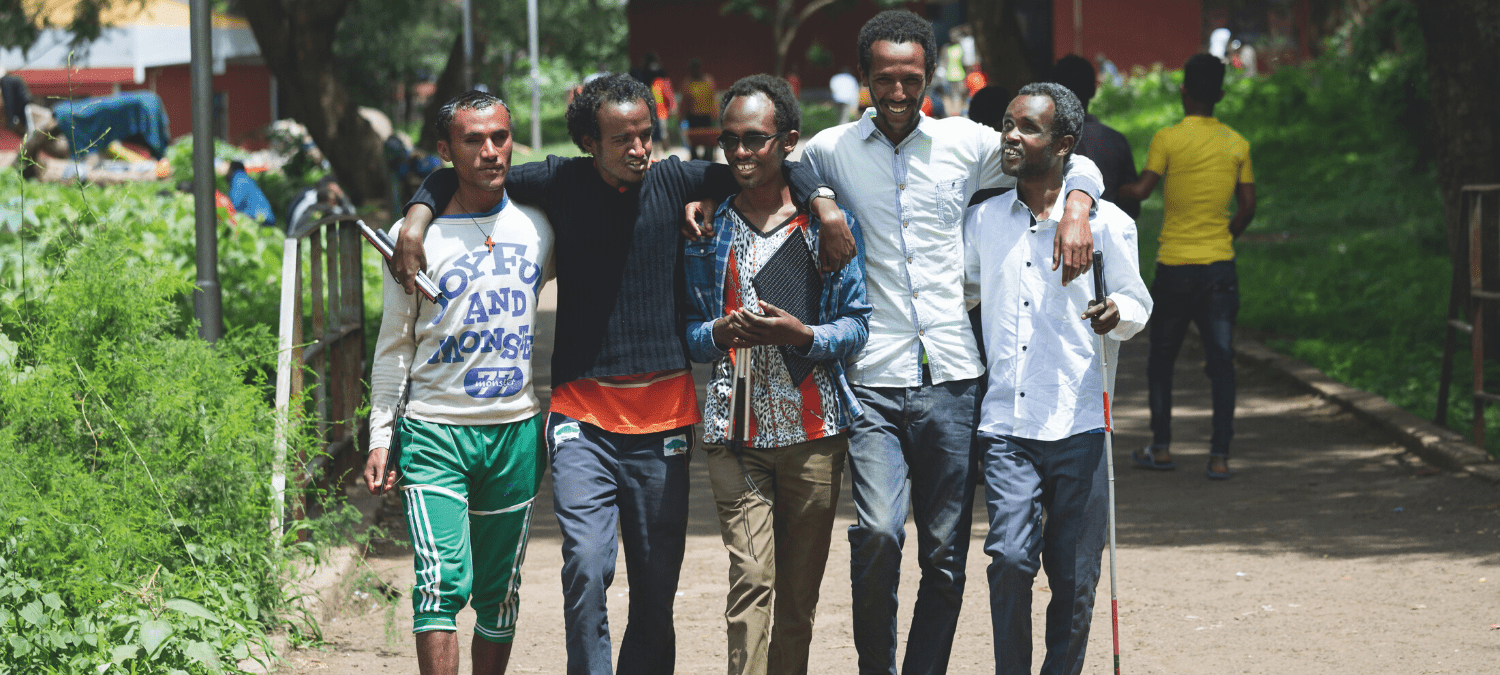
[856,108,934,144]
[435,189,508,219]
[1007,185,1069,231]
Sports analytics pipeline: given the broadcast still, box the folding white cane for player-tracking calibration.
[1091,250,1121,675]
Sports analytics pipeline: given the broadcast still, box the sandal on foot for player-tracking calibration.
[1132,446,1176,471]
[1205,458,1232,480]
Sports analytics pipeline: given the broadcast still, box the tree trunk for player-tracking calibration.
[967,0,1035,96]
[416,30,486,153]
[1414,1,1500,353]
[242,0,388,206]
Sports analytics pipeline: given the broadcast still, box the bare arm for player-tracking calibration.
[1229,182,1256,239]
[393,205,435,296]
[1053,190,1097,286]
[1118,170,1160,203]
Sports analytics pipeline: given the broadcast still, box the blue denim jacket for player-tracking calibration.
[684,200,871,428]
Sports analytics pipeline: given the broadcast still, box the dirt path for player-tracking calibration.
[281,287,1500,674]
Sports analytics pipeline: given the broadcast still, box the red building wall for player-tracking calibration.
[1053,0,1203,72]
[627,0,924,95]
[123,63,272,147]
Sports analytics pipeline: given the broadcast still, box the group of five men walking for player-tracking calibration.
[363,8,1252,675]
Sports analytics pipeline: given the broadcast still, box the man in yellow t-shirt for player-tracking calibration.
[1119,53,1256,480]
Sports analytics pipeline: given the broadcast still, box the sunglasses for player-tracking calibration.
[716,131,786,152]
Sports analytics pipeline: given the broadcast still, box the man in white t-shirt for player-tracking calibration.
[364,90,554,675]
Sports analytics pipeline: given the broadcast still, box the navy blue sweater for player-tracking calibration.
[407,156,822,388]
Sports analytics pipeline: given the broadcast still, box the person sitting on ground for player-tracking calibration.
[964,82,1151,675]
[364,89,556,675]
[683,74,869,675]
[1052,54,1141,218]
[226,161,276,227]
[285,175,350,233]
[1119,53,1256,479]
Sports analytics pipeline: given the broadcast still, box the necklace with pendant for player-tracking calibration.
[452,194,496,252]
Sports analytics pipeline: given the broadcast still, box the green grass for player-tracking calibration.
[1092,50,1496,455]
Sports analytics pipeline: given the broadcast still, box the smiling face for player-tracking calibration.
[581,99,653,188]
[720,92,797,191]
[436,104,512,193]
[859,40,929,143]
[1000,94,1073,179]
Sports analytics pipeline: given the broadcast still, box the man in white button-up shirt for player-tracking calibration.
[799,11,1104,675]
[963,83,1150,675]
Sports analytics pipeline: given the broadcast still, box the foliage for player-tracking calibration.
[0,0,147,54]
[0,169,362,671]
[1091,3,1500,454]
[334,0,629,113]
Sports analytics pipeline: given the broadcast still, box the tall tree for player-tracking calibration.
[241,0,387,205]
[721,0,902,76]
[966,0,1034,95]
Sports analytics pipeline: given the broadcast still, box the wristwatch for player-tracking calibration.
[812,186,837,202]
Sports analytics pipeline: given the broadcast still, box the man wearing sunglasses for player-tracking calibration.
[796,11,1105,674]
[683,74,869,675]
[388,74,850,675]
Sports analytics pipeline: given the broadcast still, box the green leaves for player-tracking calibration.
[165,597,219,623]
[139,618,173,657]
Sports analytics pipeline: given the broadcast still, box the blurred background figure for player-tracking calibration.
[942,26,968,115]
[785,63,802,98]
[0,69,31,139]
[1209,27,1232,60]
[1052,54,1140,218]
[631,52,676,156]
[679,57,719,160]
[1095,53,1123,86]
[965,85,1011,131]
[226,160,274,227]
[286,175,351,233]
[830,68,859,123]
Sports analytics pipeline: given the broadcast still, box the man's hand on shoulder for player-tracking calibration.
[812,198,854,272]
[393,205,434,295]
[682,198,718,240]
[1053,190,1095,286]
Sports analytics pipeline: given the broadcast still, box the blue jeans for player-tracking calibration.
[546,413,691,675]
[847,375,979,675]
[1147,260,1239,456]
[980,431,1107,675]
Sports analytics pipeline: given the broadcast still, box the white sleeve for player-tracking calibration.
[963,203,983,311]
[1103,213,1152,342]
[1061,153,1104,208]
[367,224,421,451]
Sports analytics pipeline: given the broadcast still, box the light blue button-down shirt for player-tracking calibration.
[802,110,1104,388]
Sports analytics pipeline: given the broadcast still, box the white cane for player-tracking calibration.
[1091,250,1121,675]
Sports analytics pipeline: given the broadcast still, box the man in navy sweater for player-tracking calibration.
[391,75,850,675]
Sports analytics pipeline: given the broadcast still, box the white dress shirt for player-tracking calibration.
[802,111,1104,388]
[964,189,1151,441]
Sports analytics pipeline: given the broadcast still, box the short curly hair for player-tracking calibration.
[1182,53,1226,103]
[566,73,654,151]
[719,74,801,134]
[857,10,936,78]
[1017,81,1084,157]
[435,89,510,144]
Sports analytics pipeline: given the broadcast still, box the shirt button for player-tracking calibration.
[903,221,910,228]
[900,184,906,190]
[907,257,913,263]
[1026,261,1032,267]
[1020,392,1026,398]
[919,329,925,336]
[913,292,920,299]
[1022,345,1027,351]
[1023,301,1029,306]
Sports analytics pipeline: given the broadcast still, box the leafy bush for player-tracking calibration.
[0,170,345,671]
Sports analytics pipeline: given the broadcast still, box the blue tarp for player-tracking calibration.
[52,91,171,160]
[228,169,275,226]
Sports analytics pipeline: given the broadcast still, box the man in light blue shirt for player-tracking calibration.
[963,83,1150,675]
[799,10,1104,675]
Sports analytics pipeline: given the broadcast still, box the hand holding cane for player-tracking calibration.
[1092,249,1122,675]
